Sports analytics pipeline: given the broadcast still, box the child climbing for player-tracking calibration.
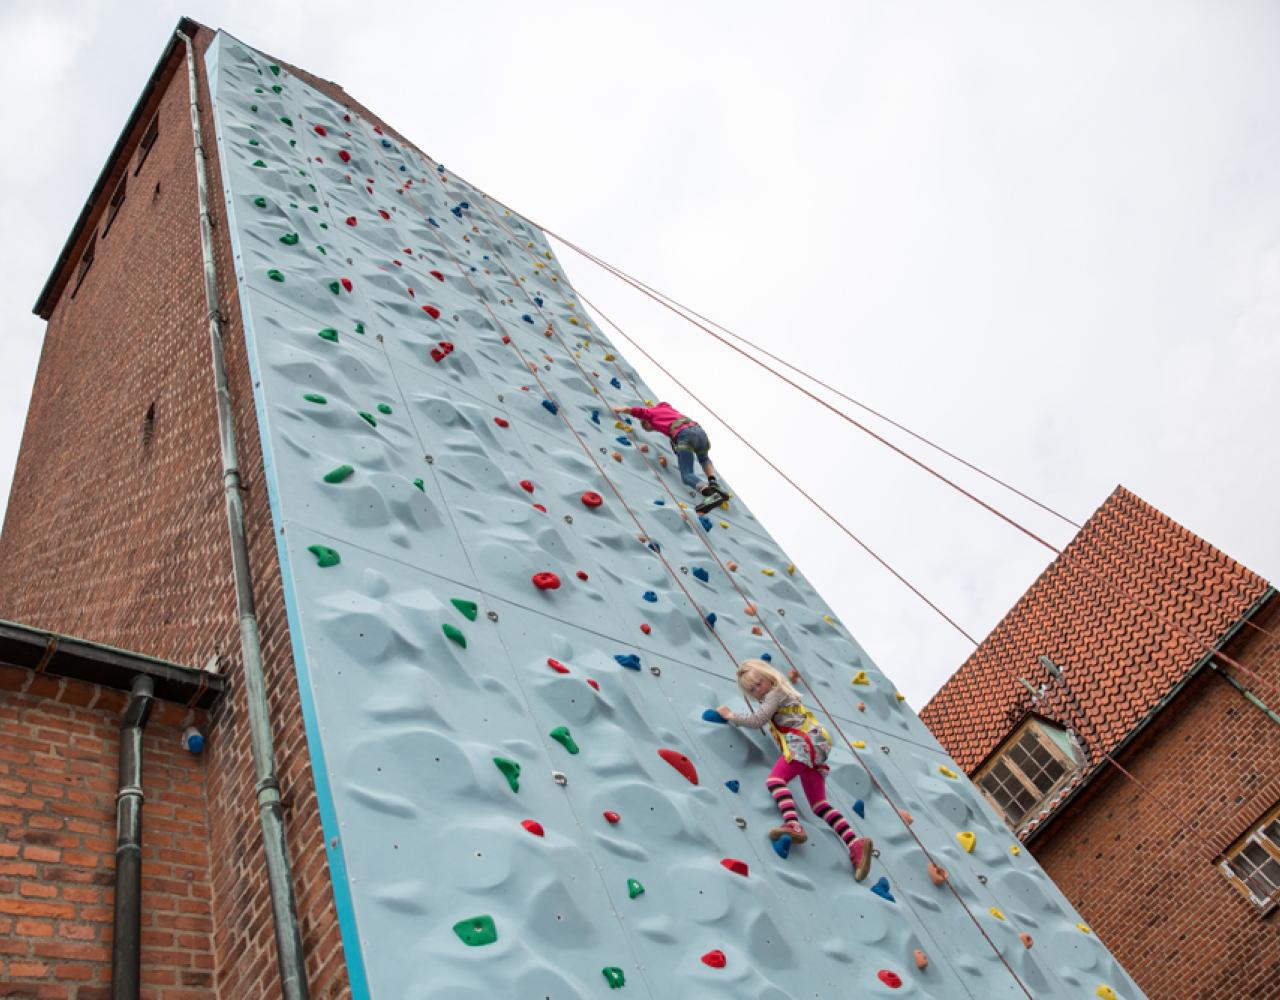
[717,659,874,880]
[611,402,726,515]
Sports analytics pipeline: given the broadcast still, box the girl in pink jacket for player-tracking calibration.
[612,402,726,514]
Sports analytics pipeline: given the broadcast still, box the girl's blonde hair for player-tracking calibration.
[736,659,800,701]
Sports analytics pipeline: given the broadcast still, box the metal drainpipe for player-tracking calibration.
[111,674,153,1000]
[176,28,311,1000]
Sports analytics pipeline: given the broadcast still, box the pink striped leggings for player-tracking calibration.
[767,755,859,855]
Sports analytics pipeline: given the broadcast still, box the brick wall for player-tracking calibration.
[1031,596,1280,1000]
[0,666,214,999]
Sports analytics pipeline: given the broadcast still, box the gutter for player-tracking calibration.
[1023,585,1277,845]
[110,675,154,1000]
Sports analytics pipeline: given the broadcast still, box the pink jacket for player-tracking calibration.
[627,403,692,437]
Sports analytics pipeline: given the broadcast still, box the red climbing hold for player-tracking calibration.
[877,971,902,989]
[494,417,509,428]
[720,858,749,877]
[340,278,353,292]
[430,348,446,363]
[313,124,327,136]
[586,678,599,691]
[378,209,390,220]
[531,572,561,591]
[339,149,351,163]
[580,491,603,508]
[519,480,534,493]
[547,658,570,674]
[439,341,454,354]
[345,215,357,226]
[575,570,588,581]
[521,819,544,837]
[373,125,383,135]
[532,503,547,513]
[603,811,621,824]
[657,749,699,785]
[422,305,441,319]
[640,624,651,635]
[700,950,726,969]
[430,270,445,282]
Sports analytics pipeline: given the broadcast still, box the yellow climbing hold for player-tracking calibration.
[851,670,870,686]
[1077,923,1092,934]
[761,568,775,576]
[613,421,629,430]
[851,740,866,749]
[938,765,958,779]
[719,520,728,528]
[1096,988,1116,1000]
[823,615,834,624]
[603,353,615,361]
[989,907,1005,920]
[1010,844,1021,856]
[895,692,906,702]
[956,831,976,853]
[786,563,795,575]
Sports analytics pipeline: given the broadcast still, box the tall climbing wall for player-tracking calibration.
[204,31,1145,1000]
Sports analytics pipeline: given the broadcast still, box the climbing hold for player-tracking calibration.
[541,399,559,415]
[519,479,535,493]
[581,490,603,508]
[586,678,600,691]
[691,567,709,582]
[852,799,865,818]
[344,215,357,226]
[877,970,902,989]
[956,831,976,853]
[914,949,929,970]
[493,757,520,792]
[493,417,509,428]
[851,740,866,749]
[603,811,621,824]
[623,878,645,900]
[531,572,561,591]
[323,464,354,484]
[761,568,775,576]
[760,653,773,662]
[546,658,570,674]
[317,327,339,343]
[701,709,728,724]
[720,858,749,877]
[610,377,622,389]
[657,748,698,785]
[700,950,726,969]
[1010,844,1021,856]
[313,124,327,135]
[376,403,392,415]
[705,613,718,629]
[1019,932,1034,949]
[279,232,299,246]
[1096,988,1117,1000]
[642,591,657,603]
[521,819,544,837]
[699,516,713,531]
[358,411,377,427]
[614,654,641,671]
[743,603,757,615]
[412,479,424,492]
[576,570,589,580]
[725,780,740,793]
[441,624,466,648]
[549,726,579,754]
[306,544,340,567]
[450,598,478,621]
[895,692,906,702]
[430,269,445,281]
[938,765,958,779]
[898,809,914,825]
[422,304,441,319]
[252,159,268,169]
[869,877,895,903]
[601,967,625,989]
[773,834,792,859]
[639,624,651,635]
[268,64,281,75]
[267,268,284,282]
[253,196,268,208]
[928,862,948,885]
[989,907,1006,920]
[452,914,497,947]
[726,561,738,571]
[751,626,762,636]
[1077,923,1092,934]
[851,670,870,686]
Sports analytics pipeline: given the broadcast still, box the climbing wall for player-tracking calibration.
[204,31,1145,1000]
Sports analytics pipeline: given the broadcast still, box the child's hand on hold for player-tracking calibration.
[716,706,733,720]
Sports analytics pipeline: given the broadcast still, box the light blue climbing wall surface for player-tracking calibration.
[205,31,1145,1000]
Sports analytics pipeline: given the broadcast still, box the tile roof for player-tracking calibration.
[920,485,1270,832]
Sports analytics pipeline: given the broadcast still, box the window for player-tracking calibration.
[102,175,126,236]
[134,115,159,175]
[72,233,96,296]
[975,718,1080,829]
[1220,803,1280,913]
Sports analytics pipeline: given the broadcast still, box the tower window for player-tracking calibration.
[975,718,1081,829]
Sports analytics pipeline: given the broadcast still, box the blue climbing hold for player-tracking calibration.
[701,709,727,724]
[460,201,470,209]
[436,164,445,172]
[870,877,895,903]
[773,834,793,859]
[699,516,713,531]
[642,591,657,603]
[852,799,865,819]
[427,217,439,227]
[616,436,632,447]
[542,399,559,415]
[610,377,622,389]
[705,612,718,629]
[691,567,709,582]
[399,164,406,171]
[451,206,463,218]
[522,314,534,324]
[534,296,543,306]
[725,779,740,793]
[614,653,641,671]
[761,652,773,662]
[591,410,601,425]
[647,541,661,553]
[653,498,665,506]
[381,138,392,148]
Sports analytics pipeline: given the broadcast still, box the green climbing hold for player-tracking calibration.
[279,233,299,245]
[250,104,258,113]
[253,196,267,208]
[267,269,284,282]
[252,159,267,168]
[308,205,320,213]
[289,139,296,147]
[442,623,467,648]
[493,757,521,792]
[272,84,282,94]
[317,328,339,342]
[316,245,326,255]
[308,183,316,192]
[328,281,340,294]
[318,220,328,228]
[450,598,478,621]
[279,116,293,126]
[452,914,496,947]
[323,464,354,484]
[377,403,392,415]
[306,545,340,567]
[269,63,280,75]
[248,137,260,145]
[358,411,377,427]
[303,393,327,404]
[254,87,264,94]
[602,968,626,989]
[354,321,365,334]
[627,878,645,899]
[549,726,580,755]
[412,478,425,492]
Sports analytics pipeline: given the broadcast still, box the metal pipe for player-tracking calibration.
[176,27,311,1000]
[111,674,153,1000]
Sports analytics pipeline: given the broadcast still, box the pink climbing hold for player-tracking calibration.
[422,305,441,319]
[547,658,570,674]
[521,819,544,837]
[878,970,902,988]
[531,572,561,591]
[603,811,621,824]
[657,749,699,786]
[519,480,535,493]
[430,270,445,281]
[494,417,509,428]
[580,491,603,508]
[700,950,726,969]
[720,858,749,877]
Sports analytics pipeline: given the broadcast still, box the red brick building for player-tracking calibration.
[921,486,1280,999]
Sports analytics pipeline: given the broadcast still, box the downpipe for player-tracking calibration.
[176,27,311,1000]
[111,674,153,1000]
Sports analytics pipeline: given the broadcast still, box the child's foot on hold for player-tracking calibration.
[695,487,727,515]
[850,837,874,881]
[769,821,807,844]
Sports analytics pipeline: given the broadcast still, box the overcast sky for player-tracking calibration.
[2,1,1276,708]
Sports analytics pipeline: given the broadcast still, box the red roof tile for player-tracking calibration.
[921,486,1269,791]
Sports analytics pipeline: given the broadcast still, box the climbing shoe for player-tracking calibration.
[695,488,727,515]
[850,837,874,881]
[769,821,807,845]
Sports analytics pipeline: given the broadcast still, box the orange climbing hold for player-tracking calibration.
[1019,932,1034,949]
[928,862,948,885]
[913,949,929,970]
